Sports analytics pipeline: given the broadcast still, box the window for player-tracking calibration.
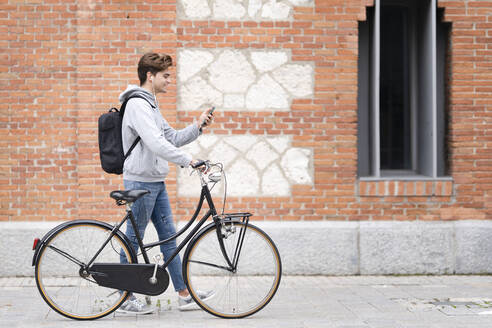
[357,0,450,179]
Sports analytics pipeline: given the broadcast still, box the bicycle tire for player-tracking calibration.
[183,221,281,318]
[35,221,135,320]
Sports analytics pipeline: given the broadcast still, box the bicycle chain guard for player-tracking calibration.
[89,263,169,296]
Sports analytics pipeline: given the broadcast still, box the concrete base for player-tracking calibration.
[3,220,492,277]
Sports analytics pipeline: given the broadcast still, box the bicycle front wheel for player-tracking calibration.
[183,221,281,318]
[35,221,135,320]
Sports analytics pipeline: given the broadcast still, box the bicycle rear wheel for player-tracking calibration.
[183,221,281,318]
[35,221,135,320]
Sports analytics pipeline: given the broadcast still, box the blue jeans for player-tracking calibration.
[120,180,186,292]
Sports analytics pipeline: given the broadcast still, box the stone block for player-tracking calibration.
[179,0,211,18]
[245,74,289,110]
[251,51,288,72]
[4,220,492,277]
[260,221,359,275]
[208,50,255,93]
[1,222,59,277]
[213,0,246,19]
[360,221,455,274]
[178,49,214,82]
[455,220,492,274]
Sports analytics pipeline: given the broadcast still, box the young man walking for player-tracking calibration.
[117,53,214,314]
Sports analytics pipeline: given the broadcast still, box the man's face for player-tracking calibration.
[150,69,171,94]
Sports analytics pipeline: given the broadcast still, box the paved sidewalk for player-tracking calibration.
[1,275,492,328]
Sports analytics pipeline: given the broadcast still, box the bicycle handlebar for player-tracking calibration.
[191,159,207,169]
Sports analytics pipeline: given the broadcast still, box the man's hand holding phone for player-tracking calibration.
[198,106,215,130]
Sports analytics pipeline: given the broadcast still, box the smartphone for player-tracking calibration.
[201,107,215,128]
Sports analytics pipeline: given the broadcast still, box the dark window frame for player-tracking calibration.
[357,0,451,180]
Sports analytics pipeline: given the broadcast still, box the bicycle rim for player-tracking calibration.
[185,222,281,318]
[35,223,133,320]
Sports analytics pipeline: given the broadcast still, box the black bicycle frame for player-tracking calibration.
[86,183,247,273]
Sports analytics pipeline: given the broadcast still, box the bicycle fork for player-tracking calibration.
[214,217,250,273]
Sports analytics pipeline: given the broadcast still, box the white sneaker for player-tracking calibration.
[178,290,215,311]
[116,295,155,314]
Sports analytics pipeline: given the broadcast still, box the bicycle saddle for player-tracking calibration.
[110,190,150,203]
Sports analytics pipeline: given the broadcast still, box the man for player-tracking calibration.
[117,53,213,314]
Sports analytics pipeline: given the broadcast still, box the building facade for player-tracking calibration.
[1,0,492,276]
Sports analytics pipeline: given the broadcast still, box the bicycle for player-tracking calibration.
[31,160,282,320]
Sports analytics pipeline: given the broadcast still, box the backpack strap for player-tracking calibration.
[120,95,156,116]
[121,95,155,160]
[124,136,141,159]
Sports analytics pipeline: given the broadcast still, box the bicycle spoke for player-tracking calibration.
[185,222,281,318]
[187,260,232,272]
[35,223,132,320]
[235,274,239,313]
[74,279,82,314]
[47,245,86,268]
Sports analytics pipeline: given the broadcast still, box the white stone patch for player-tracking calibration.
[287,0,312,5]
[224,135,258,152]
[213,0,246,19]
[177,167,202,196]
[261,0,291,20]
[273,64,313,97]
[281,148,312,184]
[177,135,313,197]
[251,51,288,72]
[178,166,223,197]
[180,76,223,110]
[208,50,256,93]
[197,135,218,149]
[178,0,314,20]
[246,74,289,110]
[181,140,202,155]
[224,94,244,108]
[209,141,238,167]
[262,164,290,196]
[178,49,314,111]
[178,50,214,82]
[248,0,262,17]
[180,0,211,18]
[246,141,278,170]
[267,136,290,153]
[227,160,260,196]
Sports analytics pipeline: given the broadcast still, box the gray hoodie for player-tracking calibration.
[119,85,200,182]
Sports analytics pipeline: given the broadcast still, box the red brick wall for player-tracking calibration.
[1,1,79,221]
[440,0,492,221]
[1,0,491,223]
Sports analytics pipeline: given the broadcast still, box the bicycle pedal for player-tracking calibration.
[153,253,163,264]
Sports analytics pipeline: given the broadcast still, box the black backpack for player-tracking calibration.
[98,95,152,175]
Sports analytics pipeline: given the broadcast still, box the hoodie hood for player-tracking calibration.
[119,85,157,108]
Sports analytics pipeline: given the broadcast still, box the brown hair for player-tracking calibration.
[137,53,173,85]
